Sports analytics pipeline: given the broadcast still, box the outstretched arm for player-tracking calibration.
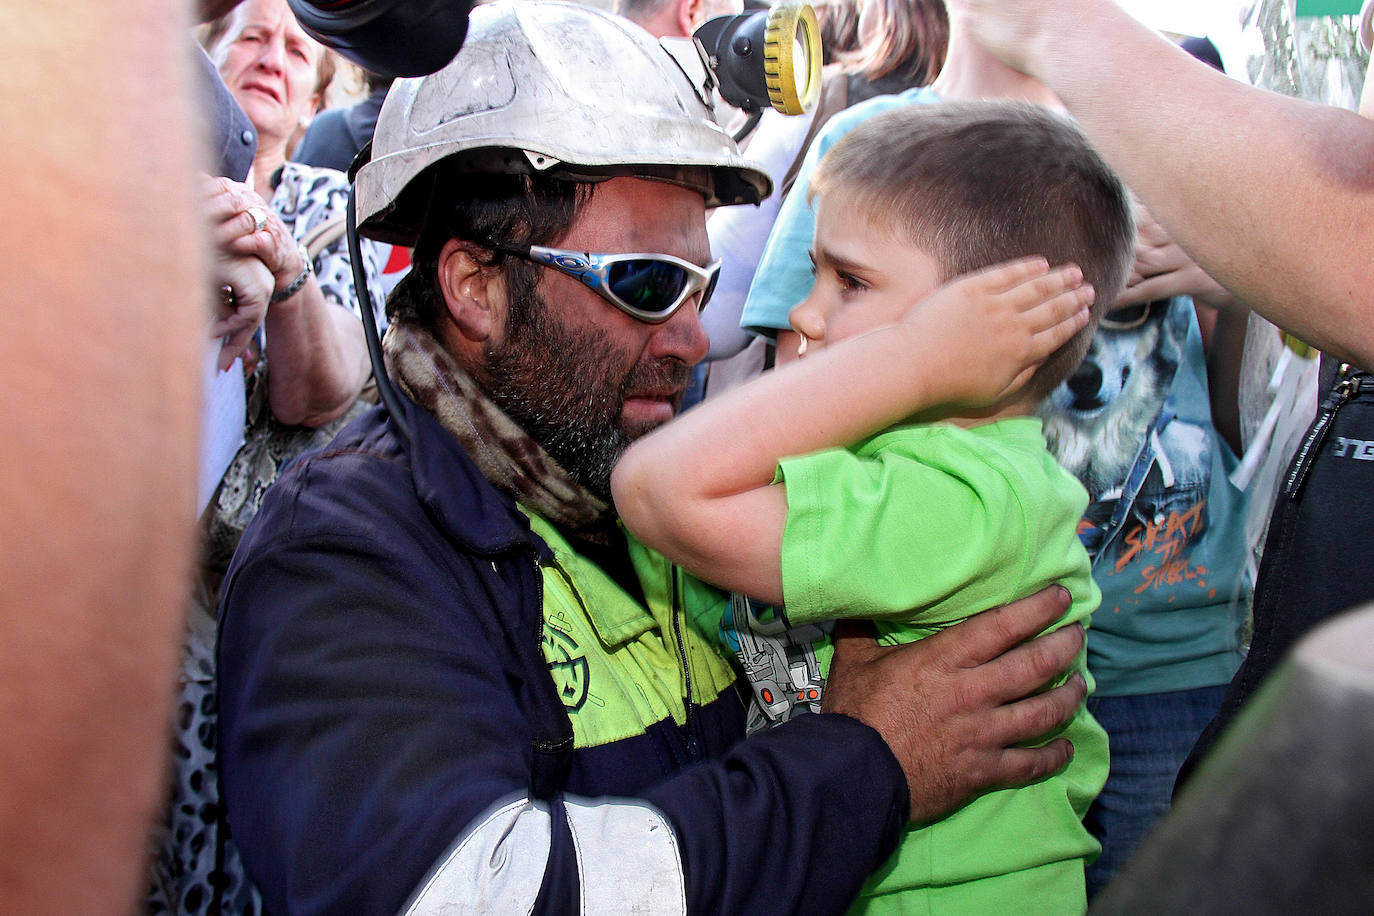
[951,0,1374,369]
[613,258,1093,603]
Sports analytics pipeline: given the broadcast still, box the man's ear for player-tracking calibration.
[679,0,704,36]
[436,238,506,348]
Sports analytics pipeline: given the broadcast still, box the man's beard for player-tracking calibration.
[482,292,691,502]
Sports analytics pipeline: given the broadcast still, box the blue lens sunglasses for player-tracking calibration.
[488,243,722,324]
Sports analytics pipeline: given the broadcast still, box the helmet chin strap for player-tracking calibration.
[347,183,412,444]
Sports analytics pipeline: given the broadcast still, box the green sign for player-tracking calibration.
[1294,0,1363,16]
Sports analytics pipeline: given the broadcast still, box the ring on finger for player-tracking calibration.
[246,206,269,234]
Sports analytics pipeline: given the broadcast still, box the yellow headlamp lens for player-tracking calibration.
[763,1,822,115]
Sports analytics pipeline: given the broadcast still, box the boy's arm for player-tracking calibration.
[613,258,1093,603]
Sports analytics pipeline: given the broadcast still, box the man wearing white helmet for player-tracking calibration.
[216,3,1087,913]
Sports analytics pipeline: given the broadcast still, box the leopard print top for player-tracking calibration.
[146,163,385,916]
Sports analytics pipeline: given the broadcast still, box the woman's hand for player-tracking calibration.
[202,175,308,293]
[210,252,273,370]
[201,174,279,369]
[1115,197,1239,313]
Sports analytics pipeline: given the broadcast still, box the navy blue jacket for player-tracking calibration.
[217,395,908,915]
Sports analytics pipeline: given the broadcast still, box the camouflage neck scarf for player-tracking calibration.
[384,319,616,535]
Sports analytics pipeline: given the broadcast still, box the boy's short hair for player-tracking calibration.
[809,100,1135,401]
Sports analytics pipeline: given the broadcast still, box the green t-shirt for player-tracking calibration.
[776,418,1107,915]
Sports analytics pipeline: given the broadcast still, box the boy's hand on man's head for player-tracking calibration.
[823,586,1086,825]
[901,257,1094,409]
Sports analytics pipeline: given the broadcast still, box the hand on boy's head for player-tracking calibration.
[902,257,1093,409]
[823,586,1085,824]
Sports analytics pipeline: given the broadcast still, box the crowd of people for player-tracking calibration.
[6,0,1374,913]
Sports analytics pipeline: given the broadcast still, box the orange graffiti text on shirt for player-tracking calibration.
[1113,498,1211,594]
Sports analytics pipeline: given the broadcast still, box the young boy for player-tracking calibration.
[612,101,1135,913]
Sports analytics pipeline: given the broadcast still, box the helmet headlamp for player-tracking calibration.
[693,1,823,116]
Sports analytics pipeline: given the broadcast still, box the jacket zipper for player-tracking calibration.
[529,553,574,760]
[1284,363,1362,499]
[532,554,545,647]
[671,567,703,762]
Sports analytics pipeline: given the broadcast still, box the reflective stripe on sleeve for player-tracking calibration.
[564,797,686,915]
[403,796,551,915]
[402,794,686,915]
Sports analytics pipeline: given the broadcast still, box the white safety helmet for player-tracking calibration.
[355,0,772,246]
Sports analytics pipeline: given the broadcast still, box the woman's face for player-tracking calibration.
[214,0,324,145]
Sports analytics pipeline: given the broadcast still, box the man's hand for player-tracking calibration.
[822,586,1087,825]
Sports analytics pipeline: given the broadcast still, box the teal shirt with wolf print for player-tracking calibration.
[1041,298,1249,697]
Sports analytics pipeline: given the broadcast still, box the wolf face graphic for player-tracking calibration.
[1039,299,1184,501]
[1038,297,1219,579]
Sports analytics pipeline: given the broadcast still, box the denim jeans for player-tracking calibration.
[1084,685,1228,900]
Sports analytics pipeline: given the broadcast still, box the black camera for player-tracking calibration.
[286,0,475,78]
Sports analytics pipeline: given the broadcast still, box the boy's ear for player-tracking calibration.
[436,239,506,348]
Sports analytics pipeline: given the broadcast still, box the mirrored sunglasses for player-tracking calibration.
[489,243,721,324]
